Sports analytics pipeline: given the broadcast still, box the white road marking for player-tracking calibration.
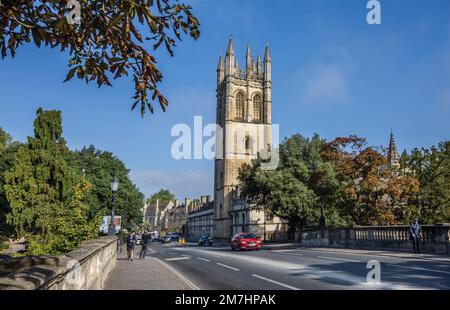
[252,274,301,290]
[285,253,303,257]
[147,248,156,254]
[386,264,450,275]
[197,257,211,262]
[216,263,240,271]
[164,257,191,262]
[317,256,361,263]
[155,258,199,290]
[181,254,192,257]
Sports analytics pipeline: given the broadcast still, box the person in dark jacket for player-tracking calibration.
[126,232,136,261]
[139,230,152,259]
[409,218,421,254]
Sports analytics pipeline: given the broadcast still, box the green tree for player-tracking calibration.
[0,0,200,116]
[0,127,21,239]
[146,188,174,205]
[4,109,99,255]
[68,145,145,230]
[238,134,347,237]
[405,142,450,224]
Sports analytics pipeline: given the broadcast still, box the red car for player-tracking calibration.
[231,233,262,251]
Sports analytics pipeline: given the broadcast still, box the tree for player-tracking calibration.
[146,188,174,205]
[68,145,145,230]
[0,0,200,116]
[405,142,450,224]
[238,134,348,236]
[321,136,419,225]
[4,108,99,255]
[0,127,21,239]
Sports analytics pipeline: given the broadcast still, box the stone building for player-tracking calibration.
[186,196,214,241]
[143,199,175,231]
[213,37,288,240]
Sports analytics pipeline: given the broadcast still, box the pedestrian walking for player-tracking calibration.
[126,232,136,261]
[139,230,151,259]
[409,218,421,254]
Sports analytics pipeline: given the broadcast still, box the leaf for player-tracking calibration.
[64,67,77,82]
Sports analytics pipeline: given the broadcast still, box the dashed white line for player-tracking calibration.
[317,256,361,263]
[197,257,211,262]
[216,263,240,271]
[181,254,192,257]
[164,257,191,262]
[252,274,301,290]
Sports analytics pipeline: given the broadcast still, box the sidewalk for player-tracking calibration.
[103,249,197,290]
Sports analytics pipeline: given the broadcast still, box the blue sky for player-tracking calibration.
[0,0,449,200]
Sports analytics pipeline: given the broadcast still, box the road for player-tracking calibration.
[146,242,450,290]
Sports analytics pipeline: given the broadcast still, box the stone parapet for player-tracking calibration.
[0,236,117,290]
[301,225,450,255]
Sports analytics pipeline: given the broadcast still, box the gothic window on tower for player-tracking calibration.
[235,92,245,120]
[253,94,263,121]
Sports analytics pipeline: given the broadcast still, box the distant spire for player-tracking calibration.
[235,58,239,70]
[226,35,234,55]
[264,44,271,62]
[388,130,400,169]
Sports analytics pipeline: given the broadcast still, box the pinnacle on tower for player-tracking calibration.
[257,56,262,74]
[217,55,224,71]
[264,44,271,62]
[246,46,252,70]
[226,36,234,55]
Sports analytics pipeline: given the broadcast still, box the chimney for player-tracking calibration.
[206,195,211,203]
[174,199,179,207]
[201,196,207,204]
[184,197,190,206]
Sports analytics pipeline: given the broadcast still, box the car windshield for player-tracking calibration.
[240,234,257,239]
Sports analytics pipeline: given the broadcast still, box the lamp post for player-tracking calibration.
[108,178,119,236]
[319,205,326,238]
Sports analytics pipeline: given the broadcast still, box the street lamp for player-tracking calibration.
[108,178,119,236]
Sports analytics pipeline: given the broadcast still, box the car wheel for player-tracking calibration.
[231,244,235,251]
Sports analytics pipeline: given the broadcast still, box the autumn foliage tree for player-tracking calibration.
[0,0,200,116]
[321,136,419,226]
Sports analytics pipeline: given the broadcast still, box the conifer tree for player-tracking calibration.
[4,108,99,255]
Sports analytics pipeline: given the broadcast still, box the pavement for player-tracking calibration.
[103,247,197,290]
[103,242,450,290]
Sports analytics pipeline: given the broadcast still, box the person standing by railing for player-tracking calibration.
[409,218,422,254]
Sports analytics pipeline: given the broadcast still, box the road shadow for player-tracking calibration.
[288,260,450,289]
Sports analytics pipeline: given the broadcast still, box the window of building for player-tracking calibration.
[235,92,245,119]
[245,136,253,154]
[253,94,262,121]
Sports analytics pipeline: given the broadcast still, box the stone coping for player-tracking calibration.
[0,237,117,290]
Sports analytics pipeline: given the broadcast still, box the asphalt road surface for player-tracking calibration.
[147,242,450,290]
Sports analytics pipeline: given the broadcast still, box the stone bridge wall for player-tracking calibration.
[301,225,450,255]
[0,237,117,290]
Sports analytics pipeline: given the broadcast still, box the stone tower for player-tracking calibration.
[214,37,272,239]
[388,130,400,169]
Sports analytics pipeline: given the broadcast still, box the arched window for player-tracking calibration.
[235,92,245,119]
[253,94,263,121]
